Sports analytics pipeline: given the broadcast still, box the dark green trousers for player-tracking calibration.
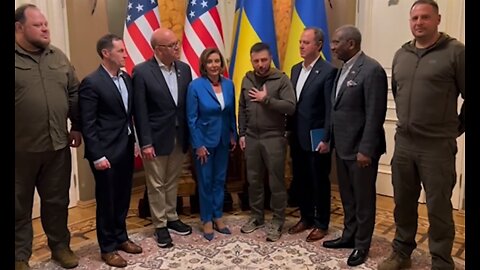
[15,147,72,261]
[245,136,287,226]
[391,133,457,270]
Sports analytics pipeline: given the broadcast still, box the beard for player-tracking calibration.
[27,36,50,50]
[255,66,271,77]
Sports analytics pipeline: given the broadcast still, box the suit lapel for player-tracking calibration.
[220,78,231,108]
[149,58,177,107]
[334,53,365,106]
[291,64,301,100]
[299,59,323,102]
[175,61,186,107]
[120,70,133,115]
[98,66,127,115]
[202,77,219,105]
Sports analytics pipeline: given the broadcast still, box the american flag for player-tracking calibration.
[123,0,161,74]
[180,0,227,78]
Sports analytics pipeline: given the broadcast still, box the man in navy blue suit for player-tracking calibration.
[287,27,337,243]
[79,34,142,268]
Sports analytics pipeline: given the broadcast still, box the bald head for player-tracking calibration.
[150,28,176,48]
[150,28,180,66]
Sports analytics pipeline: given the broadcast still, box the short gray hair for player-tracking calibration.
[336,25,362,48]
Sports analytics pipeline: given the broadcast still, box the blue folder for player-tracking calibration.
[310,128,325,151]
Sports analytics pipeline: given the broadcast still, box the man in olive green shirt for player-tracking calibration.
[15,4,81,269]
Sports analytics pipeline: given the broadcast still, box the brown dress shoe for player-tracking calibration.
[288,220,312,234]
[101,251,127,268]
[306,228,327,242]
[118,240,143,254]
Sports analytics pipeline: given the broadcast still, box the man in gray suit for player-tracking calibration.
[322,25,387,267]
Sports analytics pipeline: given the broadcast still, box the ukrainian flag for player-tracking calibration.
[283,0,332,77]
[229,0,280,108]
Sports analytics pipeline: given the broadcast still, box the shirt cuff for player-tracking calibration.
[93,156,107,165]
[141,144,153,149]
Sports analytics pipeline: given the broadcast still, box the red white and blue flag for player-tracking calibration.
[180,0,227,78]
[123,0,161,74]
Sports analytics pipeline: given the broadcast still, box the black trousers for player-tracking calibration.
[90,137,134,253]
[290,139,332,230]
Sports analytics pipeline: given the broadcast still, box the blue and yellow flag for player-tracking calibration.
[229,0,280,106]
[283,0,332,77]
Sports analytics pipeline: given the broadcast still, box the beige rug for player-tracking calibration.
[30,214,464,269]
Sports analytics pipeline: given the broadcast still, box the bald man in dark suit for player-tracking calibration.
[133,28,193,248]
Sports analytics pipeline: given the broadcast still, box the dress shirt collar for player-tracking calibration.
[302,55,320,71]
[154,55,176,72]
[343,50,362,71]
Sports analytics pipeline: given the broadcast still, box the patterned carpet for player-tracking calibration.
[32,214,442,270]
[30,211,465,269]
[29,190,465,269]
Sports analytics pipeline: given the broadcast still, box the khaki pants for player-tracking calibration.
[143,141,186,228]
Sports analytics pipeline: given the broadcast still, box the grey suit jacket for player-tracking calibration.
[331,52,388,160]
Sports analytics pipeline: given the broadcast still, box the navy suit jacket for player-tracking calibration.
[289,59,337,151]
[186,77,238,149]
[132,58,192,155]
[331,52,388,160]
[79,66,134,164]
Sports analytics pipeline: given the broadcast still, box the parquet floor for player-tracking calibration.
[30,187,465,265]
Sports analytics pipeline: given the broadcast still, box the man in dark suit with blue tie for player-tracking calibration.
[133,28,193,248]
[287,27,337,242]
[79,34,142,268]
[322,25,388,267]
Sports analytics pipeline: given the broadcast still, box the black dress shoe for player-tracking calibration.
[347,249,368,266]
[322,237,355,249]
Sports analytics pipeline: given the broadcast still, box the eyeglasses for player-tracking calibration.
[157,41,180,49]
